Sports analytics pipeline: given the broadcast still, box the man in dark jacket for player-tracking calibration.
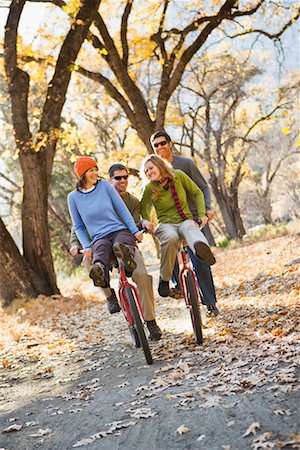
[150,130,219,315]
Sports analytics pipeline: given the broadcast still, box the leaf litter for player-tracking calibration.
[0,235,299,448]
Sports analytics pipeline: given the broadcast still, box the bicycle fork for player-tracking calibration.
[118,266,146,326]
[179,249,200,308]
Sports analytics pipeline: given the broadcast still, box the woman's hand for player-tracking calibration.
[83,248,92,261]
[205,210,214,221]
[141,220,155,234]
[199,216,208,227]
[134,231,144,243]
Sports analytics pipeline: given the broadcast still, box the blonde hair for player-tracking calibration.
[142,154,175,200]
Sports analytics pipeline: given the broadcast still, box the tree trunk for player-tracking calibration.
[210,177,245,239]
[19,150,59,295]
[203,224,216,246]
[0,218,45,305]
[261,191,273,225]
[2,0,101,302]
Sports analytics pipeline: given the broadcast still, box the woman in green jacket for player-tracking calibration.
[141,154,215,297]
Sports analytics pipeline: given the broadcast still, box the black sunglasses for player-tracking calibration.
[113,175,129,180]
[153,140,168,148]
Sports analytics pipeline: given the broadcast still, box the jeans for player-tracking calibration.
[172,249,217,306]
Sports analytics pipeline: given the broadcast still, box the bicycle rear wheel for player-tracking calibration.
[185,271,203,344]
[125,286,153,365]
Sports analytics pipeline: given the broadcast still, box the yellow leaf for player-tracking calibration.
[2,360,11,368]
[281,127,290,134]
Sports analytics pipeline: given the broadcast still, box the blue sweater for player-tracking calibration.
[68,180,139,249]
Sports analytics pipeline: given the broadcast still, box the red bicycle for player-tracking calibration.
[178,241,203,344]
[115,253,153,365]
[78,248,153,365]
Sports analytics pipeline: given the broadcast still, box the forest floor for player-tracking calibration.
[0,234,299,450]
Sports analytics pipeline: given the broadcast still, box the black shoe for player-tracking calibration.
[194,241,216,266]
[89,263,106,287]
[207,304,219,316]
[113,243,137,275]
[146,320,162,340]
[107,289,121,314]
[158,278,171,297]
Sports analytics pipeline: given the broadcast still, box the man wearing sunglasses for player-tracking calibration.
[150,130,219,316]
[69,163,162,341]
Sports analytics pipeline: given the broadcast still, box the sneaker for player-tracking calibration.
[169,286,183,299]
[194,241,216,266]
[146,320,162,340]
[107,289,121,314]
[113,243,137,274]
[89,263,106,287]
[207,304,219,316]
[158,278,171,297]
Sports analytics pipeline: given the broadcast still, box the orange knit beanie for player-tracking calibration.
[74,156,97,178]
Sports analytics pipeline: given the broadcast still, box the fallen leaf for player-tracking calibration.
[273,409,293,416]
[227,420,235,427]
[30,428,52,437]
[1,424,22,433]
[2,360,11,368]
[243,422,261,437]
[197,434,206,441]
[176,425,191,435]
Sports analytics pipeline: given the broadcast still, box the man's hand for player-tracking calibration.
[70,245,81,256]
[199,216,209,227]
[83,248,92,261]
[205,210,214,221]
[141,220,155,234]
[134,231,143,243]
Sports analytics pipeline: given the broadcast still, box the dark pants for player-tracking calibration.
[91,229,136,286]
[172,250,217,306]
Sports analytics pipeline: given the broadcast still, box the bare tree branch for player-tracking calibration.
[121,0,133,66]
[76,66,136,125]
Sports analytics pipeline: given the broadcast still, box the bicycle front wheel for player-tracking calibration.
[125,286,153,365]
[185,271,203,344]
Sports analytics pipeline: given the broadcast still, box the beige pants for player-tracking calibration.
[83,248,155,321]
[155,220,209,281]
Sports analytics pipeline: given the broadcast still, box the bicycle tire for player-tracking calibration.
[125,286,153,365]
[185,271,203,344]
[129,325,141,348]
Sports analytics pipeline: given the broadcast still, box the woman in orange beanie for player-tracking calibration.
[68,156,143,313]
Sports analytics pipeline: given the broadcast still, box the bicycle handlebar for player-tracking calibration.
[75,228,147,256]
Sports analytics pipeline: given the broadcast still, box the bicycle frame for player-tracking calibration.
[118,264,146,326]
[177,242,203,344]
[178,244,200,308]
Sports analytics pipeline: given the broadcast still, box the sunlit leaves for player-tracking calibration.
[62,0,82,18]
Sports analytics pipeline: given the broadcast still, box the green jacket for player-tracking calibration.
[140,169,205,224]
[70,191,141,248]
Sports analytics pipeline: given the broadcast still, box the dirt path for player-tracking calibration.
[0,235,299,450]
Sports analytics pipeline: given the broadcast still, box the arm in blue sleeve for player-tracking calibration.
[67,194,92,249]
[106,183,139,235]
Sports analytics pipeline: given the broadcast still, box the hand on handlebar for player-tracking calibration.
[199,215,209,227]
[205,210,214,221]
[141,220,155,234]
[134,231,143,243]
[82,248,92,261]
[70,245,81,256]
